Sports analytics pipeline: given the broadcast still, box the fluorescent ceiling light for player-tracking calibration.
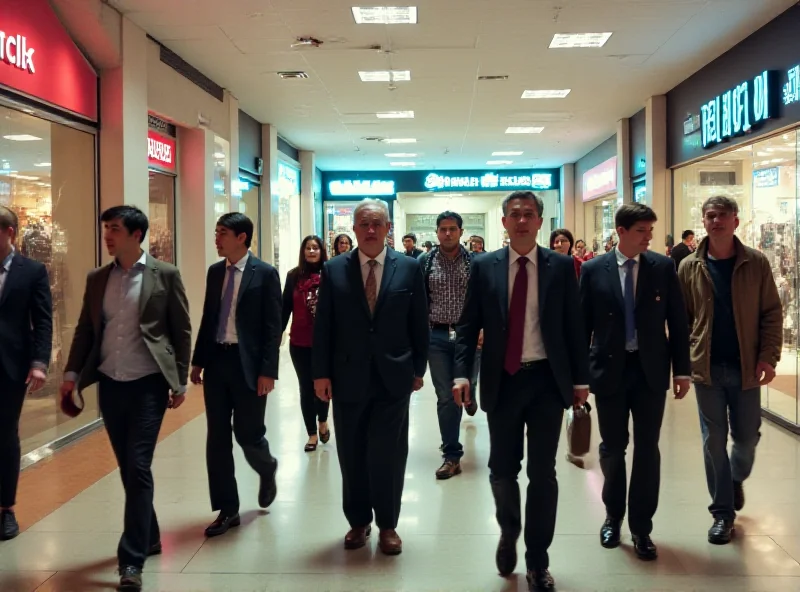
[385,153,417,157]
[522,89,571,99]
[377,111,414,119]
[390,161,417,166]
[9,174,39,180]
[492,151,523,156]
[359,70,411,82]
[487,160,513,165]
[505,127,544,134]
[383,138,417,144]
[213,152,226,159]
[549,33,612,49]
[3,134,41,141]
[34,162,51,167]
[352,6,418,24]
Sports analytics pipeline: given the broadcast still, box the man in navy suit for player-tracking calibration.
[0,205,52,540]
[579,203,691,561]
[313,199,429,556]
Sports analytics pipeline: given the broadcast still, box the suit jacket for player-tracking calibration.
[579,249,691,397]
[670,242,692,269]
[192,254,282,391]
[405,248,423,259]
[0,253,52,383]
[454,246,589,411]
[312,248,429,402]
[65,254,192,393]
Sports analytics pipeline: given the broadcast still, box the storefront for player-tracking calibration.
[630,108,647,204]
[0,0,99,456]
[275,160,301,284]
[237,110,263,257]
[147,113,177,263]
[582,156,620,254]
[667,4,800,430]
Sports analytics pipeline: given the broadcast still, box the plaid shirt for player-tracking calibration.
[428,248,470,325]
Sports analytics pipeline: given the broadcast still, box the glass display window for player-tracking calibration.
[148,171,176,264]
[584,195,622,256]
[213,137,230,219]
[276,161,301,284]
[236,178,261,258]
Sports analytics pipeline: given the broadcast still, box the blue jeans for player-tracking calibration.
[694,363,762,521]
[428,327,464,461]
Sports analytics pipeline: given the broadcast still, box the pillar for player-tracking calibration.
[261,124,279,265]
[617,119,632,204]
[560,164,576,232]
[646,95,669,253]
[299,150,316,238]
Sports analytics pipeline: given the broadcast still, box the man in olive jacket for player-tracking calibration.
[678,195,782,546]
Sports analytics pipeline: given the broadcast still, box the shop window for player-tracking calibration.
[236,179,261,258]
[275,162,301,284]
[148,171,176,264]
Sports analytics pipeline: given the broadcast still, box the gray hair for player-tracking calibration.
[702,195,739,216]
[353,199,390,224]
[502,190,544,217]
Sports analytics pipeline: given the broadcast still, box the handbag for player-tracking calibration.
[565,401,592,468]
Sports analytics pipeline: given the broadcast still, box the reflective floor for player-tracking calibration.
[3,348,800,591]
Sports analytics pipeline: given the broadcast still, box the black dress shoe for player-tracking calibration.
[631,534,658,561]
[204,512,241,537]
[259,460,278,509]
[733,480,745,512]
[147,541,162,556]
[600,517,622,549]
[496,533,518,577]
[0,510,19,540]
[526,568,555,591]
[708,518,735,545]
[117,565,142,591]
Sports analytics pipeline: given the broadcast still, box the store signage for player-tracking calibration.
[784,65,800,106]
[329,179,395,196]
[0,31,35,73]
[701,71,772,149]
[753,167,779,188]
[683,114,700,136]
[147,130,176,171]
[423,171,553,191]
[582,156,618,202]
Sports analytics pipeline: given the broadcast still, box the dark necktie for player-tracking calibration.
[623,258,636,345]
[504,256,529,375]
[217,265,237,342]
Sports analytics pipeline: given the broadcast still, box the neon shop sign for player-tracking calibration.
[423,172,553,191]
[0,31,35,74]
[329,179,396,196]
[701,71,772,149]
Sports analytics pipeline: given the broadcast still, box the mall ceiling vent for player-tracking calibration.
[278,72,309,79]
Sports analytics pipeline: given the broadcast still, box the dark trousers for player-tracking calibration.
[203,344,276,515]
[0,366,27,508]
[98,373,169,569]
[487,361,564,570]
[427,328,464,461]
[595,352,666,536]
[333,366,410,530]
[289,345,330,436]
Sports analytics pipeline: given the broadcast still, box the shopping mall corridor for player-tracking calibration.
[3,350,800,592]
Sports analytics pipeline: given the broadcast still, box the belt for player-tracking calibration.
[430,323,455,331]
[216,342,239,350]
[519,359,548,370]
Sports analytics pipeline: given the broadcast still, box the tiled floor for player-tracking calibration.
[3,349,800,591]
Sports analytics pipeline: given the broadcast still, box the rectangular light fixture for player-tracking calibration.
[521,89,571,99]
[549,33,612,49]
[385,153,417,157]
[487,160,513,165]
[492,151,523,156]
[383,138,417,144]
[505,127,544,134]
[352,6,418,24]
[359,70,411,82]
[3,134,42,141]
[390,161,417,166]
[9,174,39,180]
[34,162,51,167]
[376,111,414,119]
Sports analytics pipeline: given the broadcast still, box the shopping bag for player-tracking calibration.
[565,402,592,468]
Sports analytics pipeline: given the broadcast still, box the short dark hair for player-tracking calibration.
[333,234,352,255]
[298,235,327,274]
[436,211,463,229]
[471,235,484,244]
[549,228,575,254]
[681,229,695,240]
[217,212,254,248]
[0,205,18,234]
[423,240,433,249]
[402,233,417,244]
[502,191,544,217]
[615,203,657,230]
[100,205,149,243]
[575,238,586,247]
[702,195,739,216]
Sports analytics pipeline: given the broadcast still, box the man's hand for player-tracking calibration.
[413,376,424,391]
[756,361,777,386]
[673,377,691,399]
[169,393,186,409]
[452,382,470,407]
[257,376,275,397]
[190,366,203,385]
[59,380,76,400]
[573,387,589,408]
[477,330,484,351]
[315,378,332,402]
[26,368,47,393]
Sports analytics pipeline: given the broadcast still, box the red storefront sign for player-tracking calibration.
[582,156,618,202]
[148,130,176,171]
[0,0,98,121]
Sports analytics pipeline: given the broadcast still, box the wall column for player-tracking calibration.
[560,164,576,232]
[299,150,316,238]
[617,119,632,204]
[646,95,669,253]
[261,124,279,265]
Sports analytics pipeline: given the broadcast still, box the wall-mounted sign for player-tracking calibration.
[683,114,700,136]
[784,65,799,106]
[582,156,618,202]
[329,179,396,196]
[701,71,773,149]
[147,130,176,171]
[148,112,177,137]
[0,31,35,73]
[753,167,780,188]
[423,171,554,191]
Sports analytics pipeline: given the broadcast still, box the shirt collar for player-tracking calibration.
[435,246,465,263]
[1,246,15,271]
[615,247,640,267]
[226,251,250,271]
[509,244,537,266]
[113,250,148,269]
[359,247,387,267]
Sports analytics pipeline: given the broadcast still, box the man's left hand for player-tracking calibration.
[573,387,589,408]
[756,362,776,386]
[673,377,691,399]
[257,376,276,397]
[26,368,47,393]
[169,393,186,409]
[413,377,424,391]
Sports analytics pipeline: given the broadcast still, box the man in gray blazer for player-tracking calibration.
[60,205,191,592]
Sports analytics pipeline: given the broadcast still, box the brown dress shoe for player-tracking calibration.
[344,525,371,550]
[379,529,403,555]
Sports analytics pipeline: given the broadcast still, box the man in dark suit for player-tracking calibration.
[670,229,695,268]
[191,213,281,538]
[313,199,429,556]
[579,203,691,561]
[402,233,424,259]
[453,191,589,592]
[0,205,52,540]
[60,205,191,592]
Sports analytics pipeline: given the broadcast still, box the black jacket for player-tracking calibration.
[405,248,424,259]
[670,242,692,269]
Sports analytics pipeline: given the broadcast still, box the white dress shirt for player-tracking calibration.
[614,248,640,351]
[508,246,547,362]
[358,247,387,295]
[220,252,250,344]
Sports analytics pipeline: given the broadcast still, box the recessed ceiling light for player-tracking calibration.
[34,162,51,167]
[3,134,41,141]
[382,138,417,144]
[492,151,523,156]
[549,33,612,49]
[390,161,417,166]
[352,6,418,24]
[376,111,414,119]
[385,153,417,157]
[487,160,513,165]
[521,89,571,99]
[359,70,411,82]
[505,127,544,134]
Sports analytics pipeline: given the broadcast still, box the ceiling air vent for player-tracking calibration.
[478,75,509,81]
[278,71,309,79]
[361,136,386,142]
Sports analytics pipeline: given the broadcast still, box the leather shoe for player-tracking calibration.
[379,529,403,555]
[496,532,518,577]
[600,517,622,549]
[708,518,735,545]
[344,525,371,550]
[733,480,745,512]
[526,568,555,591]
[631,534,658,561]
[117,565,142,591]
[0,510,19,540]
[147,541,162,556]
[259,460,278,509]
[204,512,241,538]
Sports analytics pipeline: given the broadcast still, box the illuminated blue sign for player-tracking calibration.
[753,167,779,188]
[329,179,396,196]
[423,171,553,191]
[701,71,772,149]
[784,65,799,106]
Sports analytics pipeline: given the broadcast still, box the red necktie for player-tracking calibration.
[504,256,529,375]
